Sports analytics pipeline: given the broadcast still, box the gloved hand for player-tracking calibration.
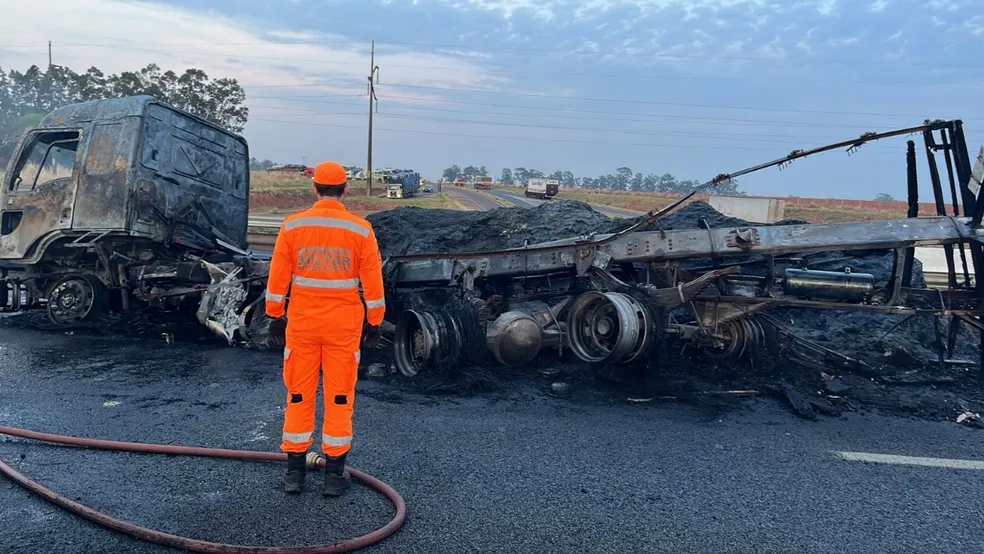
[269,315,287,335]
[361,323,381,349]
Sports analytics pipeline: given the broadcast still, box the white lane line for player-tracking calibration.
[834,451,984,470]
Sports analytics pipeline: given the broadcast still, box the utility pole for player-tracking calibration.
[366,40,379,198]
[48,41,52,69]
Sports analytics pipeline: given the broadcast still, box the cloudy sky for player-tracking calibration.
[1,0,982,199]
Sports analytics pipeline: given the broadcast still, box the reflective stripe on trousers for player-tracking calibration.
[323,433,352,447]
[283,431,312,443]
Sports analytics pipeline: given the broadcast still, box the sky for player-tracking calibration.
[1,0,983,200]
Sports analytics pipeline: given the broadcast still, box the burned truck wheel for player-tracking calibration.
[703,318,765,361]
[393,310,462,377]
[46,275,106,326]
[567,292,653,364]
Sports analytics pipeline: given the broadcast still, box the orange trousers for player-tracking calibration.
[280,332,361,457]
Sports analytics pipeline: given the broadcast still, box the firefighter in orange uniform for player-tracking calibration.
[265,161,385,496]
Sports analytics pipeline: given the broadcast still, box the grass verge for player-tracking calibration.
[254,174,908,224]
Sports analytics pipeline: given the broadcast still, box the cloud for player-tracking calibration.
[964,15,984,36]
[868,0,890,12]
[0,0,501,95]
[815,0,838,15]
[826,36,861,47]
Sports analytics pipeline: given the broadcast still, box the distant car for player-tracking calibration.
[423,184,433,192]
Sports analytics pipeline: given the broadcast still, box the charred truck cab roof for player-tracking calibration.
[0,95,250,264]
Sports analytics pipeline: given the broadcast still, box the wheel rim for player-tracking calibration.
[566,292,652,364]
[47,276,99,325]
[704,319,747,360]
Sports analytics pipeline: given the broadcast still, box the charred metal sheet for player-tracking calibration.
[196,261,248,344]
[74,121,133,230]
[0,129,82,260]
[132,102,249,251]
[38,96,152,127]
[393,216,978,284]
[128,261,212,282]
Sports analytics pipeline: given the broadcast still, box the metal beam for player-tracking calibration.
[393,216,980,284]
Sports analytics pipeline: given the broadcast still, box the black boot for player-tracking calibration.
[323,454,352,497]
[283,453,306,494]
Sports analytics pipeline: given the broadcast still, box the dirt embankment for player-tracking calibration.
[249,190,312,214]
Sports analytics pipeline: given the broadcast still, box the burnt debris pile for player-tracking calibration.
[367,200,614,256]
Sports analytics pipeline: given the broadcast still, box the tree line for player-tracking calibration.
[0,63,249,165]
[443,165,743,194]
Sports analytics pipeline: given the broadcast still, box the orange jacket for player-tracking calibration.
[264,198,386,337]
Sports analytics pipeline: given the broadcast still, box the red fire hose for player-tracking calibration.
[0,425,407,553]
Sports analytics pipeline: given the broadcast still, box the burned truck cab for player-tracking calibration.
[0,95,251,324]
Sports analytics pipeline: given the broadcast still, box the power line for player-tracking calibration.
[247,96,911,131]
[371,101,903,132]
[239,69,957,90]
[247,117,908,155]
[377,112,903,149]
[248,104,902,146]
[251,92,366,99]
[377,83,964,120]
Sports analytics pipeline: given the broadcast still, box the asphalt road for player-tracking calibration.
[443,187,503,211]
[2,325,983,553]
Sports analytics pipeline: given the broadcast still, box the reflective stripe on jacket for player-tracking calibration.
[264,198,386,335]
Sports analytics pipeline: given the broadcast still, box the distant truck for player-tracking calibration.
[473,176,493,189]
[525,178,559,199]
[453,178,467,187]
[385,171,421,199]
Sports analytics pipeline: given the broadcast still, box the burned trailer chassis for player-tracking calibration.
[380,119,984,377]
[385,216,984,377]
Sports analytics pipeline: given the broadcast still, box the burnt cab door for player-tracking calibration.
[0,129,81,261]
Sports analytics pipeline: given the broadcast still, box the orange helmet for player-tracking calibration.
[313,161,347,186]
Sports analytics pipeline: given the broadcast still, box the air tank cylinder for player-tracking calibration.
[782,268,875,302]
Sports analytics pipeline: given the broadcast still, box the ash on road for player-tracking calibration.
[2,328,984,554]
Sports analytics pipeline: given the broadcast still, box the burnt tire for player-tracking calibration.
[46,274,107,326]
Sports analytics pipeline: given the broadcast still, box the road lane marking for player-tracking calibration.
[445,190,483,211]
[833,451,984,470]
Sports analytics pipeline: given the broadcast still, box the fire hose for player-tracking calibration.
[0,425,407,553]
